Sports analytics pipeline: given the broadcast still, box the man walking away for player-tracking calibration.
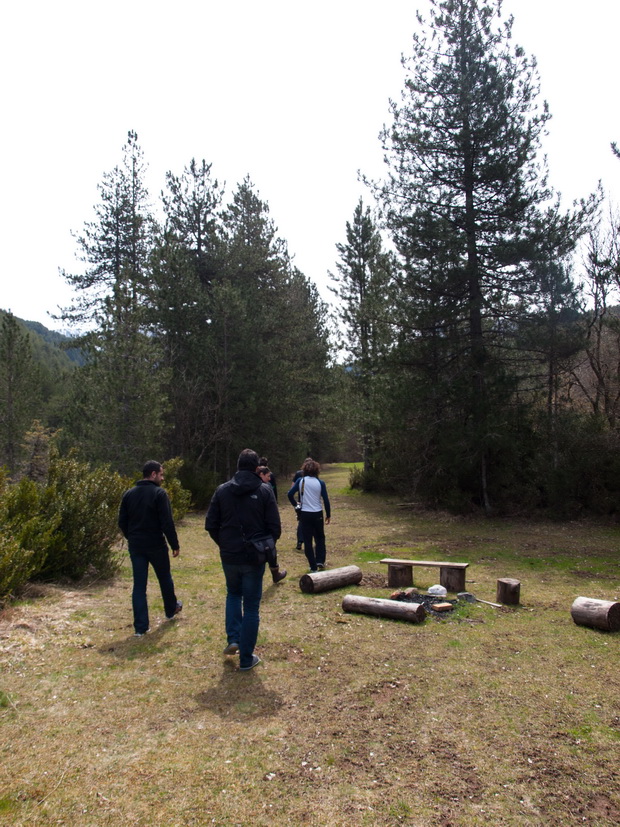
[205,449,282,671]
[119,460,182,636]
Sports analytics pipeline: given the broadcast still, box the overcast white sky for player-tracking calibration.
[1,0,619,329]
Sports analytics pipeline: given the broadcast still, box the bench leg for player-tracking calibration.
[387,564,413,588]
[440,567,465,592]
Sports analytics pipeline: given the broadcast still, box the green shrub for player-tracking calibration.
[348,464,382,492]
[0,472,43,600]
[178,461,219,510]
[349,465,363,489]
[0,531,37,602]
[161,457,192,522]
[35,454,127,580]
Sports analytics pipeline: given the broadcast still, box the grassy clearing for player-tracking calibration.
[1,464,620,826]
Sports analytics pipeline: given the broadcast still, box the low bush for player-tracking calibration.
[0,472,46,601]
[161,457,192,521]
[35,454,127,580]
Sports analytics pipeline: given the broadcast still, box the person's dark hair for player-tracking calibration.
[238,449,260,471]
[257,465,271,476]
[142,460,162,478]
[302,458,320,477]
[259,456,268,466]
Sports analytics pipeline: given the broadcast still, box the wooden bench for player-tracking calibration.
[380,558,468,592]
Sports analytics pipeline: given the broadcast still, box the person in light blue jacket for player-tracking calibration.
[287,458,331,572]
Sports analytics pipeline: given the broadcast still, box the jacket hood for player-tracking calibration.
[230,469,262,496]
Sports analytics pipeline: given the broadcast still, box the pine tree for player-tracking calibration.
[0,312,39,474]
[154,158,225,463]
[60,132,166,471]
[378,0,593,509]
[330,198,393,475]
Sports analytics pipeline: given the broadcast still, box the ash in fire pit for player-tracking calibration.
[390,588,457,619]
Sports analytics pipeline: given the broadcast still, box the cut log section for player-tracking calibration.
[299,565,363,594]
[342,594,426,623]
[570,596,620,631]
[497,578,521,605]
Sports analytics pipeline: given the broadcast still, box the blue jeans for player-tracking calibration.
[299,511,326,570]
[221,562,265,668]
[129,547,178,634]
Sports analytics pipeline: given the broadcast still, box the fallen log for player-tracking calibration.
[342,594,426,623]
[571,596,620,632]
[299,565,363,594]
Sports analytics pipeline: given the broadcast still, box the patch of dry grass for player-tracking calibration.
[1,465,620,825]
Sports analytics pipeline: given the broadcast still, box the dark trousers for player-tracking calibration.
[222,562,265,668]
[129,547,177,634]
[299,510,326,570]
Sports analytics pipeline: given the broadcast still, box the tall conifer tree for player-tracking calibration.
[379,0,592,509]
[60,132,166,472]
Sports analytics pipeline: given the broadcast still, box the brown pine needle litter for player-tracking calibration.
[1,464,620,826]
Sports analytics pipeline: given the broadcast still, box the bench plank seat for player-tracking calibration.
[380,558,468,591]
[380,559,468,569]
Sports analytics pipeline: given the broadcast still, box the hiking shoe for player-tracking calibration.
[223,642,239,655]
[166,600,183,620]
[239,654,261,671]
[270,567,287,584]
[317,564,325,570]
[295,544,302,550]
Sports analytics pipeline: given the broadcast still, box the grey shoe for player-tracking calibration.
[133,629,149,637]
[223,642,239,655]
[317,564,325,570]
[239,654,261,671]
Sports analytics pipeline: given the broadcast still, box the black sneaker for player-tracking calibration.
[166,600,183,620]
[223,642,239,655]
[239,654,261,671]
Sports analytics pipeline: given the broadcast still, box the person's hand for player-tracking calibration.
[172,547,180,558]
[325,517,331,525]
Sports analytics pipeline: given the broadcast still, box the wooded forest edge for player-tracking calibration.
[2,0,620,599]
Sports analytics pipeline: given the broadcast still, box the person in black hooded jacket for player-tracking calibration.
[205,448,282,670]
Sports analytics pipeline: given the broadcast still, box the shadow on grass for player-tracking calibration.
[195,666,284,721]
[97,618,181,659]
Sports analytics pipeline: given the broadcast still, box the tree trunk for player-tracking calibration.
[496,578,521,605]
[299,565,363,594]
[571,596,620,631]
[342,594,426,623]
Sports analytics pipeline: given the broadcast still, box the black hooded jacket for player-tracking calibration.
[205,469,281,564]
[118,479,179,553]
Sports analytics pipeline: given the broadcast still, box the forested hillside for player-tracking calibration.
[2,0,620,517]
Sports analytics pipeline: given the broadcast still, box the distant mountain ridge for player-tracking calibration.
[0,310,84,368]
